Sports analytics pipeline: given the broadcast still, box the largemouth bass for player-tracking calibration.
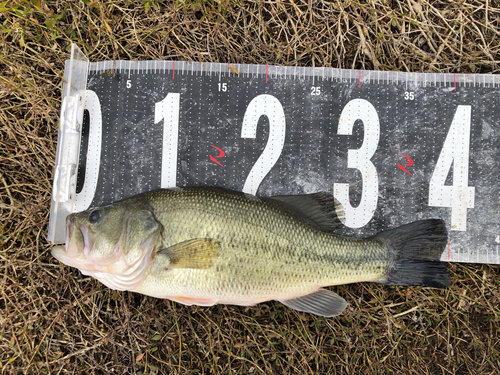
[52,187,449,317]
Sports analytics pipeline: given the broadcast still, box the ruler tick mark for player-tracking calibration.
[266,65,268,83]
[173,61,175,79]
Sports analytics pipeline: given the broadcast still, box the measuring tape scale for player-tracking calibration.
[49,53,500,264]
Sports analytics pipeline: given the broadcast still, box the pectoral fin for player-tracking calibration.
[279,289,348,317]
[159,238,220,269]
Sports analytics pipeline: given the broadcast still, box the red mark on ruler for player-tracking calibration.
[359,70,361,87]
[173,61,175,79]
[398,153,413,175]
[210,145,225,167]
[266,65,268,83]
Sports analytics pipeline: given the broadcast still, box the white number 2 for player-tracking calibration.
[241,94,286,195]
[429,105,475,231]
[334,99,380,228]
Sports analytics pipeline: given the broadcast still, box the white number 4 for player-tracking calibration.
[429,105,475,231]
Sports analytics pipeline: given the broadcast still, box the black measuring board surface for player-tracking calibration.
[60,60,500,263]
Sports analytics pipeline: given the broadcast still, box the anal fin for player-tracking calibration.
[167,296,219,306]
[278,288,348,317]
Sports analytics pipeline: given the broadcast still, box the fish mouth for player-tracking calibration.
[51,211,160,291]
[51,214,93,268]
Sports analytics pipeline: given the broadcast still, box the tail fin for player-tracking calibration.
[374,219,450,288]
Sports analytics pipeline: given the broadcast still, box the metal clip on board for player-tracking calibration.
[48,44,89,244]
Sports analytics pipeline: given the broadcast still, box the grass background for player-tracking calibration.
[1,0,500,374]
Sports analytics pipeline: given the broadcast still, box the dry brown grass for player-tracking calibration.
[1,0,499,374]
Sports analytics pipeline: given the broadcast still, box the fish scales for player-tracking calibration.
[52,187,449,317]
[138,188,388,303]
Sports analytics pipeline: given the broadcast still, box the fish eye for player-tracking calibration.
[89,209,102,224]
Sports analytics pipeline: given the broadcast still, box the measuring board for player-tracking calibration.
[48,44,500,264]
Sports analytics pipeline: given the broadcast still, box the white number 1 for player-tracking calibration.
[429,105,475,231]
[154,93,180,188]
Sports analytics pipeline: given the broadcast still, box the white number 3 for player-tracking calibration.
[334,99,380,228]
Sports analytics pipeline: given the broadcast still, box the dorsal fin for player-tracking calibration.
[264,192,344,232]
